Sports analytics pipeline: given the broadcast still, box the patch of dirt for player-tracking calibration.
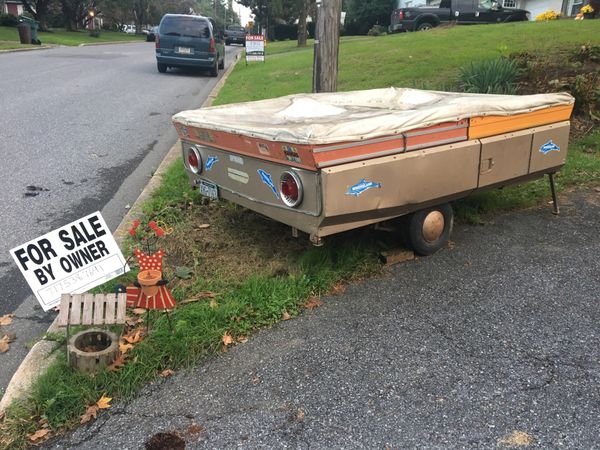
[512,44,600,139]
[144,432,185,450]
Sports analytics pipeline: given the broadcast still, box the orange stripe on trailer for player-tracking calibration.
[468,105,573,139]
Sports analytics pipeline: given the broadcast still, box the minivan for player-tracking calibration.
[155,14,225,76]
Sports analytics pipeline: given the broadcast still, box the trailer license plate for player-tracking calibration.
[199,180,218,199]
[176,47,192,54]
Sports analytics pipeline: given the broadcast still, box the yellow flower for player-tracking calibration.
[581,4,594,13]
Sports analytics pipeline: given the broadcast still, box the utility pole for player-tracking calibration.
[312,0,342,93]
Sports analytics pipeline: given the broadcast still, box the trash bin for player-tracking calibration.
[19,16,41,45]
[17,22,31,45]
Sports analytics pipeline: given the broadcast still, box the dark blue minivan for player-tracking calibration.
[155,14,225,76]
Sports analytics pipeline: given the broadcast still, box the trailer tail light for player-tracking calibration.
[185,146,202,174]
[209,37,216,54]
[155,33,160,49]
[280,171,303,207]
[398,10,404,20]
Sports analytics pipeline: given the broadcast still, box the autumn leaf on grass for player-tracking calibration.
[0,314,14,326]
[331,283,346,295]
[222,332,234,347]
[180,291,216,305]
[80,404,99,424]
[195,223,210,230]
[303,296,324,310]
[160,369,175,378]
[119,342,134,355]
[96,395,112,409]
[123,330,144,344]
[107,355,126,372]
[131,308,146,315]
[282,311,291,321]
[0,410,5,421]
[209,299,218,309]
[27,428,50,443]
[237,336,248,344]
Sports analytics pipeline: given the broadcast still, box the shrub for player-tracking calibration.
[367,24,387,36]
[457,57,521,95]
[89,29,101,38]
[0,13,19,27]
[536,10,561,20]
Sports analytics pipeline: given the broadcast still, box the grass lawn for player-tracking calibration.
[0,26,144,47]
[1,20,599,450]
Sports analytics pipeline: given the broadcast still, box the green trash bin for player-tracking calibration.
[19,16,41,45]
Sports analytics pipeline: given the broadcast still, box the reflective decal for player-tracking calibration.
[205,156,219,171]
[229,154,244,165]
[346,179,382,197]
[282,145,301,163]
[539,140,560,155]
[258,169,279,198]
[228,168,249,184]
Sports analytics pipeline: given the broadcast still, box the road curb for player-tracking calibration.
[0,51,241,413]
[0,45,54,54]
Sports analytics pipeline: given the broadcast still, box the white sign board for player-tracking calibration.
[245,35,265,62]
[10,212,129,311]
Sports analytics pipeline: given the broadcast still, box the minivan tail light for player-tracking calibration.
[155,33,160,49]
[209,37,216,54]
[280,171,303,207]
[398,10,404,20]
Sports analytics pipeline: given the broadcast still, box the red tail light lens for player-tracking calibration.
[398,11,404,20]
[185,146,202,174]
[280,171,303,207]
[155,33,160,49]
[209,37,216,54]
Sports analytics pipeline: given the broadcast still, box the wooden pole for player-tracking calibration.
[314,0,342,93]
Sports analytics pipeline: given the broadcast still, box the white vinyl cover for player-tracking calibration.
[173,88,574,145]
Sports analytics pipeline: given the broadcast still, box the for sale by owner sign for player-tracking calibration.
[10,212,129,311]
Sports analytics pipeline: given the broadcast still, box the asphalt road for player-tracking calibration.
[47,189,600,449]
[0,42,241,393]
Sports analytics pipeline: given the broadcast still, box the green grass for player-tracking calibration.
[2,20,600,450]
[0,26,144,47]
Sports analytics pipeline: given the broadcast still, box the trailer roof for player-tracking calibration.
[172,88,573,145]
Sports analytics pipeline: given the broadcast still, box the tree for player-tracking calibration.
[344,0,395,35]
[314,0,341,92]
[59,0,101,30]
[20,0,53,31]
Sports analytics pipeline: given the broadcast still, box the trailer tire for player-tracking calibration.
[407,203,453,256]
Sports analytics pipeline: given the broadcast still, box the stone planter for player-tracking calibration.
[67,329,120,374]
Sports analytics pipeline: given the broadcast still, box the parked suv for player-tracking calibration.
[155,14,225,76]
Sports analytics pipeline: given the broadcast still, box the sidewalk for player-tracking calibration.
[46,189,600,449]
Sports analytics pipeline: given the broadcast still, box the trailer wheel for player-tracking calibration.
[407,203,453,256]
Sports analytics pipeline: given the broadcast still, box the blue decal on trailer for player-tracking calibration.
[539,140,560,155]
[205,156,219,171]
[346,179,382,197]
[258,169,279,198]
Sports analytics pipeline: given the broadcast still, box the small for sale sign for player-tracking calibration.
[10,212,129,311]
[245,34,265,62]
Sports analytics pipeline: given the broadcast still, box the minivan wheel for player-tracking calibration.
[157,62,167,73]
[218,57,224,70]
[210,63,218,77]
[406,203,453,256]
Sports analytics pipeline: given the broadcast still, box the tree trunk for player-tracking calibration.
[297,0,308,47]
[314,0,341,92]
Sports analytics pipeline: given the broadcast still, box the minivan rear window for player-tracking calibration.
[226,26,245,32]
[160,16,210,38]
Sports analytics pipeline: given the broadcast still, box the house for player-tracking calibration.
[502,0,584,17]
[3,0,24,16]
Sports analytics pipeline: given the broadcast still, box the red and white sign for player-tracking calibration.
[245,34,265,62]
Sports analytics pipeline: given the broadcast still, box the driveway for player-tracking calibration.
[47,189,600,449]
[0,42,242,392]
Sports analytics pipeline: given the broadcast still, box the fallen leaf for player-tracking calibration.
[303,296,323,310]
[594,187,600,193]
[96,395,112,409]
[123,330,143,344]
[38,417,49,428]
[296,408,305,422]
[80,404,99,424]
[331,283,346,295]
[108,355,126,372]
[0,335,10,353]
[0,314,14,326]
[0,410,5,421]
[498,431,535,447]
[282,311,291,321]
[179,291,216,305]
[251,374,260,385]
[187,424,203,436]
[160,369,175,378]
[237,336,248,343]
[119,342,133,355]
[27,428,50,443]
[132,308,146,315]
[209,299,218,309]
[196,224,210,229]
[222,332,234,347]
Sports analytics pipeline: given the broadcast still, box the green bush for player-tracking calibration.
[0,13,19,27]
[457,57,521,94]
[367,24,387,36]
